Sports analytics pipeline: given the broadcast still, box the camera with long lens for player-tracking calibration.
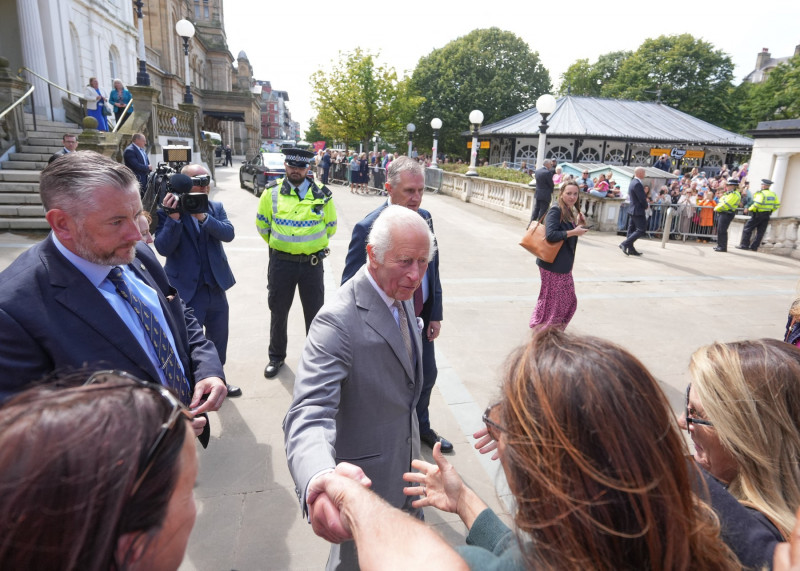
[142,145,208,217]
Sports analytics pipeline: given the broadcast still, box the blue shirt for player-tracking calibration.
[52,234,186,385]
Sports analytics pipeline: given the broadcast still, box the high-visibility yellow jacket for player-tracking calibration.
[749,189,780,213]
[256,178,337,254]
[714,190,741,213]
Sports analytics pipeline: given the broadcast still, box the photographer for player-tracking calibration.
[154,164,241,398]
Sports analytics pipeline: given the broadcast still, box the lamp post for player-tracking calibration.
[134,0,150,86]
[373,131,379,155]
[465,109,483,177]
[430,117,442,168]
[175,19,195,104]
[406,123,415,157]
[534,94,557,170]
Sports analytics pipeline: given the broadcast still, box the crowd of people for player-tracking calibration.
[1,146,798,571]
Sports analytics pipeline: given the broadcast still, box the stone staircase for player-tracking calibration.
[0,114,82,231]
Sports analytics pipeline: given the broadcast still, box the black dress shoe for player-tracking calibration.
[713,247,726,252]
[264,360,284,379]
[420,430,454,453]
[227,384,242,397]
[618,243,629,256]
[734,245,748,250]
[628,248,643,256]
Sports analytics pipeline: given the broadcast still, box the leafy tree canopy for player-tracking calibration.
[602,34,735,127]
[310,48,423,150]
[410,28,552,156]
[559,51,631,96]
[304,116,328,146]
[740,54,800,129]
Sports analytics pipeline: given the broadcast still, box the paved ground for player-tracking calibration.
[1,160,797,570]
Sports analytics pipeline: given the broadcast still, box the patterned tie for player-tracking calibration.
[107,267,192,404]
[393,300,414,364]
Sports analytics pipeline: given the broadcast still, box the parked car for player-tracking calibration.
[239,152,286,197]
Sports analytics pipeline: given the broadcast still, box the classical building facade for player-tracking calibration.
[0,0,260,155]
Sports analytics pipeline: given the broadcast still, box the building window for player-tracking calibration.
[194,0,209,19]
[631,150,650,165]
[549,146,570,161]
[516,144,537,164]
[605,149,625,165]
[109,47,120,81]
[578,147,600,162]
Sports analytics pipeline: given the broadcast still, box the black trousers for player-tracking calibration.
[416,328,438,436]
[621,214,647,249]
[740,212,771,250]
[267,255,324,361]
[716,212,735,250]
[531,198,550,222]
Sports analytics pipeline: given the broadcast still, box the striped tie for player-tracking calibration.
[108,267,192,404]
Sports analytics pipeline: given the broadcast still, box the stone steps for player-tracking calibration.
[0,116,81,229]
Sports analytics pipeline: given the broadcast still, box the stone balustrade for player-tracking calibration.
[436,170,625,232]
[155,104,194,138]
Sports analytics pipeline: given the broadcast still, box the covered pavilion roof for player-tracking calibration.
[476,96,752,148]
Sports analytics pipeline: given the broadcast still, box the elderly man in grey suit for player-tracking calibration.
[284,205,435,570]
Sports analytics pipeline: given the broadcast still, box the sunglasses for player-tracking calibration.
[482,403,506,442]
[684,384,714,430]
[85,370,189,496]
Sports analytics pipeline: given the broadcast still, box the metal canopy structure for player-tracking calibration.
[475,96,752,148]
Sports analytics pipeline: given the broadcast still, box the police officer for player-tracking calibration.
[736,179,780,252]
[712,177,742,252]
[256,148,337,378]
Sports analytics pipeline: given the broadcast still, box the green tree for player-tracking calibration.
[310,49,423,150]
[559,51,631,96]
[304,116,328,146]
[410,28,552,157]
[602,34,735,127]
[741,55,800,128]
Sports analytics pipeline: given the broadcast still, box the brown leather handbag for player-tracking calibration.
[520,216,562,263]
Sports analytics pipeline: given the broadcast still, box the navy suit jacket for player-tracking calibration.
[123,143,150,190]
[0,235,224,400]
[628,177,648,216]
[48,148,69,164]
[341,202,443,324]
[534,166,555,200]
[154,200,236,304]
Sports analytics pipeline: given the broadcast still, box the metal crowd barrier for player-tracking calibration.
[615,203,747,242]
[330,162,349,185]
[424,167,443,193]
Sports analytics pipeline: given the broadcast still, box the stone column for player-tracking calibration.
[128,85,162,155]
[16,0,51,118]
[771,152,793,214]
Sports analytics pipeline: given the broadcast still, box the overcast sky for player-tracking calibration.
[224,0,799,135]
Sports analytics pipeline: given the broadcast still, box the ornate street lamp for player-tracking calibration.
[406,123,415,157]
[534,94,557,170]
[134,0,150,86]
[175,19,195,104]
[465,109,483,177]
[430,117,442,168]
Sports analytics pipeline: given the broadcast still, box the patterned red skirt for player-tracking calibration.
[530,267,577,329]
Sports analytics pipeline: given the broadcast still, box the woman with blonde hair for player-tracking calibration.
[682,339,800,540]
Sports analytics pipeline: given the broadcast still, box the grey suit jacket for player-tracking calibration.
[283,266,423,567]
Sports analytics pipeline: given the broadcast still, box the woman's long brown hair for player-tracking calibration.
[499,328,739,570]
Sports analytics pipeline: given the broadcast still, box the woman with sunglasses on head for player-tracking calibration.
[0,371,197,570]
[680,339,800,543]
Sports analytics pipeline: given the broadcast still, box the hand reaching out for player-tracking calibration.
[472,426,499,460]
[402,442,464,513]
[307,463,372,544]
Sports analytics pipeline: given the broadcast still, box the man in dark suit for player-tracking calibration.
[0,151,227,439]
[48,133,78,164]
[154,163,241,398]
[619,167,648,256]
[531,159,555,221]
[341,156,452,453]
[286,205,434,570]
[320,149,331,184]
[123,133,152,193]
